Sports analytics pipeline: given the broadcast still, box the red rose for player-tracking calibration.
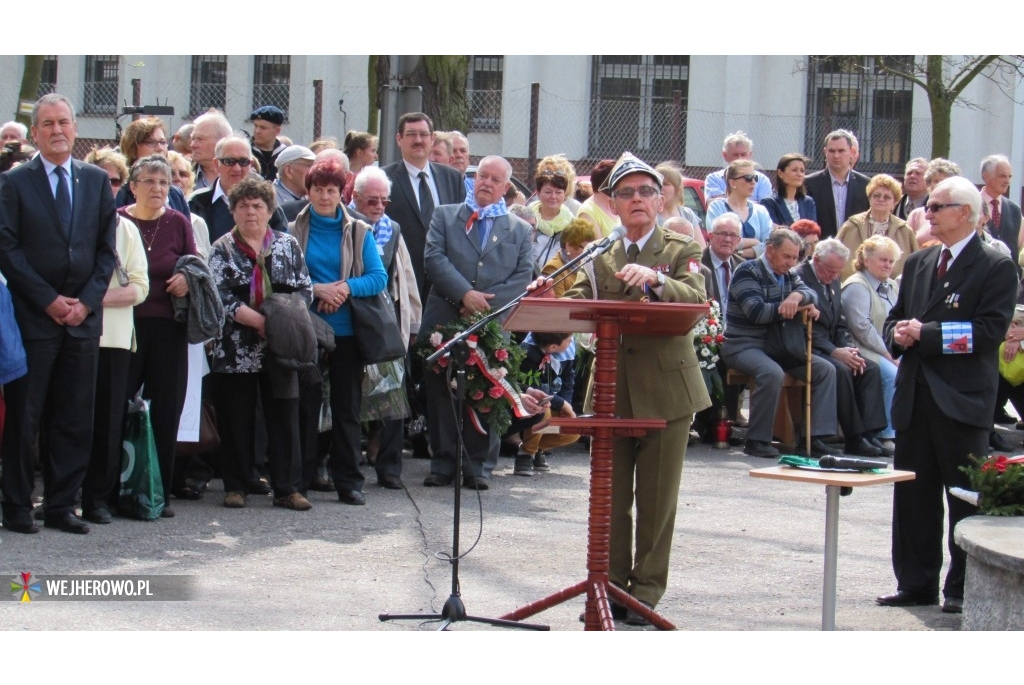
[488,386,504,399]
[982,455,1009,473]
[495,348,509,361]
[472,390,484,400]
[702,335,713,344]
[715,334,725,344]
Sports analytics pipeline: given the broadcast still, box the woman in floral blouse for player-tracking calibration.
[209,177,313,511]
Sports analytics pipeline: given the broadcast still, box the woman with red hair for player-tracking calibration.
[791,218,821,261]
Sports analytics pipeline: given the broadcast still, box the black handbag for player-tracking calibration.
[346,221,405,364]
[349,289,406,363]
[765,317,808,369]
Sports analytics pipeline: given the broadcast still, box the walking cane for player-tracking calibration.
[804,310,813,456]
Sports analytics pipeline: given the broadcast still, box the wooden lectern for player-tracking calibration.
[502,298,709,630]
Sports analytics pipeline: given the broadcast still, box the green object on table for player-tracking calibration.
[778,454,885,473]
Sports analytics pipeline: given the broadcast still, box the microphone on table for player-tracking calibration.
[818,455,888,471]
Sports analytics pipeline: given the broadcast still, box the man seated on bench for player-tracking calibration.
[721,229,838,458]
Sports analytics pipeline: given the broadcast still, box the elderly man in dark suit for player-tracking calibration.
[382,112,466,303]
[796,239,888,457]
[979,154,1022,270]
[876,176,1017,614]
[0,94,117,535]
[804,129,870,239]
[421,155,533,489]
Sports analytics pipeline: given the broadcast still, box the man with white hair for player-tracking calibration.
[804,129,870,239]
[421,155,533,490]
[704,131,772,202]
[796,239,887,457]
[0,121,28,144]
[876,176,1017,614]
[979,154,1022,268]
[189,110,232,191]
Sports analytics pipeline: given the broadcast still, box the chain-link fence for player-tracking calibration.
[3,72,930,186]
[468,85,934,189]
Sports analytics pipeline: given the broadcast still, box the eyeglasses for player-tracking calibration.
[363,197,391,207]
[711,231,740,240]
[108,178,123,188]
[134,178,170,188]
[611,185,660,200]
[731,174,757,183]
[870,193,894,201]
[218,157,252,167]
[141,139,168,148]
[925,202,962,213]
[400,131,432,139]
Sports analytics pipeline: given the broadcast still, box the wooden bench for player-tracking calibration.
[725,368,807,449]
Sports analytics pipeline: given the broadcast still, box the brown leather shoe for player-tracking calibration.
[274,493,312,511]
[223,491,247,508]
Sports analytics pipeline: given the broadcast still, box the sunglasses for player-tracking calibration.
[218,157,252,167]
[731,174,757,183]
[108,178,123,188]
[363,197,391,207]
[611,185,660,200]
[925,202,962,213]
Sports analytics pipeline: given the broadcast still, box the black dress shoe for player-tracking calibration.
[84,507,113,525]
[171,486,203,501]
[247,478,272,495]
[941,596,963,614]
[337,489,366,506]
[160,506,175,518]
[809,438,837,456]
[3,516,39,534]
[875,590,939,607]
[378,475,404,490]
[44,512,90,535]
[744,439,779,458]
[868,437,895,456]
[423,473,453,487]
[844,437,885,458]
[989,430,1015,452]
[462,476,489,490]
[308,475,334,492]
[625,600,655,626]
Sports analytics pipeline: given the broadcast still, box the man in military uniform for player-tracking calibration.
[562,152,711,624]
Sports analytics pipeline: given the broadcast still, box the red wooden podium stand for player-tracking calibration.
[502,298,709,630]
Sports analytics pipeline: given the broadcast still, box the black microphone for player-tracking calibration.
[587,225,627,256]
[818,455,888,471]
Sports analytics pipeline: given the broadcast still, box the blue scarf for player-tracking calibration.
[348,201,394,247]
[464,196,508,220]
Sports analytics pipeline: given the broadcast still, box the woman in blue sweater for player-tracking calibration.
[291,157,387,506]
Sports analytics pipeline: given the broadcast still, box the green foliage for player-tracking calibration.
[417,315,527,436]
[961,455,1024,516]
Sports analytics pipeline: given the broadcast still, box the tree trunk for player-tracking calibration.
[409,56,470,132]
[925,56,953,159]
[16,56,44,127]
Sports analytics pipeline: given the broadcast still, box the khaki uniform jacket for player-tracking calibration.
[565,225,711,421]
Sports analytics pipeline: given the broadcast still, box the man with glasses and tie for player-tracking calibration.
[692,214,746,442]
[877,176,1017,615]
[0,94,117,535]
[189,136,287,242]
[382,112,466,305]
[421,156,533,490]
[557,152,710,624]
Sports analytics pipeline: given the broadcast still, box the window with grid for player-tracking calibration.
[252,56,290,120]
[83,55,119,115]
[468,55,503,132]
[588,55,689,162]
[37,56,58,98]
[190,56,227,116]
[805,56,914,173]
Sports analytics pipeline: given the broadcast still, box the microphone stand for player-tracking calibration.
[379,232,617,630]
